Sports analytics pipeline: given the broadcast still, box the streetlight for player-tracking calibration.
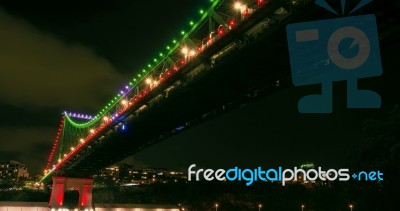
[215,203,219,211]
[301,204,305,211]
[349,204,353,211]
[258,204,262,211]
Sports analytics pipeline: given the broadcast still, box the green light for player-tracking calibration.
[173,39,177,44]
[138,74,141,77]
[118,94,121,97]
[129,82,133,86]
[181,30,185,35]
[153,58,158,62]
[142,69,146,73]
[189,21,194,26]
[159,53,163,57]
[199,9,204,14]
[166,46,170,50]
[133,78,137,81]
[147,64,152,68]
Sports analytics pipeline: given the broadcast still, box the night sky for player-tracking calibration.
[0,0,398,177]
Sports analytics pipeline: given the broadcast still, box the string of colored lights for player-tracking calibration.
[42,0,269,181]
[63,0,223,129]
[44,116,65,171]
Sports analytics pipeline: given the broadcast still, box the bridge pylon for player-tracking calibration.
[49,177,94,210]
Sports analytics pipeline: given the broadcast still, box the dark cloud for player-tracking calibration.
[0,127,54,175]
[0,8,125,110]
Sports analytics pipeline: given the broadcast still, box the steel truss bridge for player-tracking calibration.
[41,0,400,182]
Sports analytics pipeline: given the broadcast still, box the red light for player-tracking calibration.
[180,59,185,65]
[173,65,178,72]
[166,70,171,76]
[243,8,249,16]
[229,19,236,28]
[257,0,265,6]
[197,44,203,51]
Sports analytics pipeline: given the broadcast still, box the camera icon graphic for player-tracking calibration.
[286,14,382,113]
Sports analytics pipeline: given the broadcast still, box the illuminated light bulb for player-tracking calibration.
[121,100,128,106]
[80,139,84,143]
[103,116,109,121]
[190,50,196,56]
[90,129,95,134]
[58,159,61,163]
[146,78,152,84]
[71,147,75,151]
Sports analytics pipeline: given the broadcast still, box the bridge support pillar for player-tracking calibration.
[49,177,94,209]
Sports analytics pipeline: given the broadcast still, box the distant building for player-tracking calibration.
[93,164,187,187]
[0,160,29,183]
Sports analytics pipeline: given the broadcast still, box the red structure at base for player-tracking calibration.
[49,177,94,209]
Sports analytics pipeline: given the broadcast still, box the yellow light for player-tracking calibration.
[90,129,95,134]
[190,50,196,56]
[121,99,128,105]
[146,78,152,84]
[58,159,61,163]
[103,116,109,121]
[181,47,189,55]
[234,2,242,10]
[80,138,84,143]
[71,147,75,151]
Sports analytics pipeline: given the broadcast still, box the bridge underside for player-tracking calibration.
[51,0,400,179]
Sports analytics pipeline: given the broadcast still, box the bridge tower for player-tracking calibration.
[49,177,94,209]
